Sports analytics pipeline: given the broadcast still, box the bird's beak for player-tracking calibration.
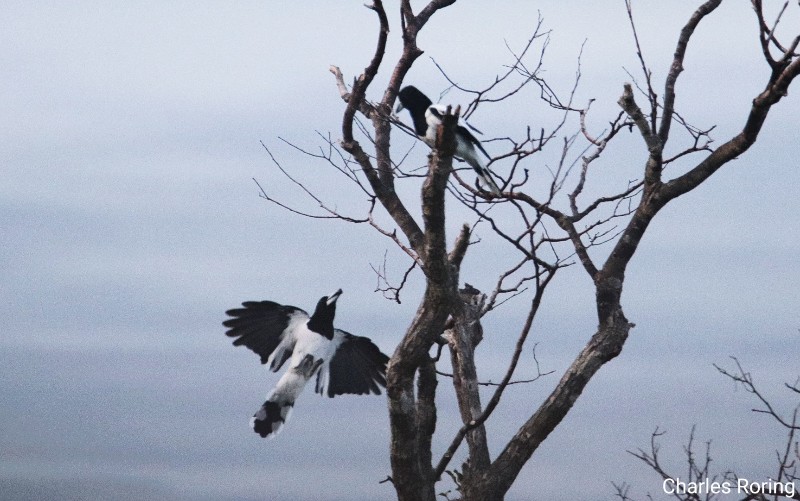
[326,289,343,306]
[395,102,405,113]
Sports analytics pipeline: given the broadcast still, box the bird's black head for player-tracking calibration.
[307,289,342,340]
[397,85,433,137]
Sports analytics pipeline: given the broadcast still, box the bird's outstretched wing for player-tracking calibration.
[316,329,389,398]
[223,301,308,371]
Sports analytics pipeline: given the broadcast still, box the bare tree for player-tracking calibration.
[258,1,800,500]
[616,357,800,501]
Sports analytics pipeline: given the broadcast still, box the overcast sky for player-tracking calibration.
[2,2,799,500]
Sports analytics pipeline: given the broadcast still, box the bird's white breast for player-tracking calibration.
[290,322,335,368]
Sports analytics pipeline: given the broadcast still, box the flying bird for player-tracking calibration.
[396,85,502,196]
[223,289,389,438]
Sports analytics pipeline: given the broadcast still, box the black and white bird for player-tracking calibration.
[223,289,389,438]
[396,85,502,196]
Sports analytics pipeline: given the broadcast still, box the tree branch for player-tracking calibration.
[659,0,723,145]
[660,55,800,202]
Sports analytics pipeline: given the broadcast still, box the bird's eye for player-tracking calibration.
[429,108,441,117]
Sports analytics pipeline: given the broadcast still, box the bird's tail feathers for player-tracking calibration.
[251,390,294,438]
[468,161,501,196]
[478,169,502,196]
[461,149,502,197]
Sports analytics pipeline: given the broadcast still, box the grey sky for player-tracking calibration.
[2,1,799,500]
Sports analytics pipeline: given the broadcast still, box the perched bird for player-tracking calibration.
[396,85,502,196]
[223,289,389,438]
